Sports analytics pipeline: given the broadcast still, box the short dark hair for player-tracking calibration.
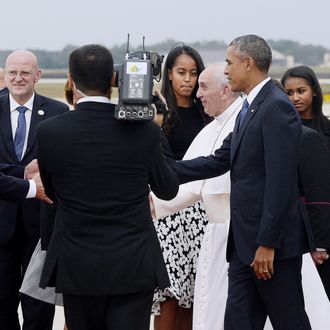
[69,44,113,94]
[281,65,325,128]
[229,35,272,73]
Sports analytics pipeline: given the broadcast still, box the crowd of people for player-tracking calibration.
[0,34,329,330]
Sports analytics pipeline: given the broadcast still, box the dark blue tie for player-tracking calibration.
[14,106,27,160]
[239,99,249,128]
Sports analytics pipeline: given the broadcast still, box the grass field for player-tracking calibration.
[35,82,68,99]
[35,81,163,102]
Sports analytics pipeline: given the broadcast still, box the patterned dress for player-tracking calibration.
[152,104,209,315]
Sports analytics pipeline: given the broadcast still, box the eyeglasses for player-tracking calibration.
[6,70,33,78]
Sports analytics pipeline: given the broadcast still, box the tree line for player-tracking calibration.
[0,39,328,70]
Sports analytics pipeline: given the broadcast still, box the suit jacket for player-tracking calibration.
[299,126,330,249]
[0,87,9,97]
[176,80,314,265]
[36,101,179,295]
[0,163,29,201]
[0,93,69,244]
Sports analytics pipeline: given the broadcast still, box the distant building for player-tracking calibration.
[195,48,293,67]
[324,53,330,66]
[198,49,227,65]
[161,48,294,67]
[159,48,227,66]
[271,49,294,67]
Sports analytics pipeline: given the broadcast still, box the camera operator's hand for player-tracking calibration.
[153,90,168,127]
[154,90,168,110]
[153,105,164,127]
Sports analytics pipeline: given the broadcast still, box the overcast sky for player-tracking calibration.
[1,0,329,51]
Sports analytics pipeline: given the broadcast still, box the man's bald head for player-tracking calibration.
[5,50,39,71]
[4,50,41,104]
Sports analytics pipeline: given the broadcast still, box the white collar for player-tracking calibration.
[245,77,271,106]
[9,93,35,112]
[77,96,111,104]
[214,96,244,124]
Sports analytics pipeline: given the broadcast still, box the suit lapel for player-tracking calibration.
[24,94,46,159]
[0,96,18,161]
[230,80,273,163]
[230,114,241,162]
[231,104,258,160]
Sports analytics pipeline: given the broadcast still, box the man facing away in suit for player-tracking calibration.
[0,50,69,330]
[176,35,314,330]
[36,44,179,330]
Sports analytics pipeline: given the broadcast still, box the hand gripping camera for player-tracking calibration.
[114,35,164,121]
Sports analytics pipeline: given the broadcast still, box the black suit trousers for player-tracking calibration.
[0,216,54,330]
[63,290,154,330]
[224,249,311,330]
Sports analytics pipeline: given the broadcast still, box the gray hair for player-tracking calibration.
[229,35,272,73]
[205,62,228,86]
[204,62,240,97]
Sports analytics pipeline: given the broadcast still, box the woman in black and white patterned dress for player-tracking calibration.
[152,44,211,330]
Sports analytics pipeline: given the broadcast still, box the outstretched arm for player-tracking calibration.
[176,132,232,184]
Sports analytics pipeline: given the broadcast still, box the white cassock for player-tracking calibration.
[153,96,330,329]
[153,96,242,330]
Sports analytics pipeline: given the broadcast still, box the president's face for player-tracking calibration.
[224,46,248,93]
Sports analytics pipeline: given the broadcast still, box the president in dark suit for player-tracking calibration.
[176,35,313,330]
[36,44,179,330]
[0,50,69,330]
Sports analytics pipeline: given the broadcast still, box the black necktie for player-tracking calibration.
[14,106,27,160]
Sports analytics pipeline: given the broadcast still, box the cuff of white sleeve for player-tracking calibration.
[26,179,37,198]
[316,248,327,252]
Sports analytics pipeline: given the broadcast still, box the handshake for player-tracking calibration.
[25,159,52,204]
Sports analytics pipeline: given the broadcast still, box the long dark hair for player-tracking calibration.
[161,43,208,134]
[281,65,327,130]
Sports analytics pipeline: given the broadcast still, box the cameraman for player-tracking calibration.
[35,44,179,330]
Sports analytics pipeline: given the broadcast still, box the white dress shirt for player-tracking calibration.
[9,93,36,198]
[9,93,34,158]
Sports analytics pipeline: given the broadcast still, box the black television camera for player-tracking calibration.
[114,35,164,121]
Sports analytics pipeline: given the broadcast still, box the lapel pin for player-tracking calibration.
[38,110,45,116]
[251,109,255,113]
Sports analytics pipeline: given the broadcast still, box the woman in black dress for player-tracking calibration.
[281,65,330,150]
[281,67,330,300]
